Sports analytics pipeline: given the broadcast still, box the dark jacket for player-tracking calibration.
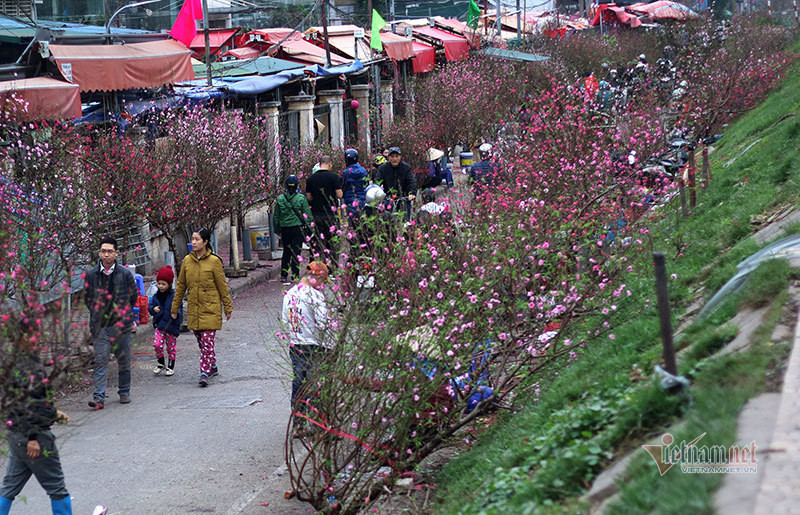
[84,262,138,336]
[7,354,58,440]
[149,288,182,337]
[274,191,312,231]
[341,163,369,207]
[376,161,417,198]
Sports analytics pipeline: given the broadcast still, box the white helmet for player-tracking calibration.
[479,143,493,156]
[680,80,688,88]
[365,184,386,206]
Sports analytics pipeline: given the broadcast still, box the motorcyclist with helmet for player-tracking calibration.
[341,148,369,218]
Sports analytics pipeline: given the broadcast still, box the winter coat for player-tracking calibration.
[376,161,417,198]
[6,354,58,440]
[171,250,233,331]
[341,163,369,207]
[274,191,312,231]
[149,288,182,337]
[84,262,138,336]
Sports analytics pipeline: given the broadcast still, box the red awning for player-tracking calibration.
[189,28,239,54]
[436,19,481,50]
[411,41,436,73]
[0,77,81,121]
[591,4,643,27]
[222,47,261,60]
[49,40,194,93]
[412,26,469,61]
[379,31,414,61]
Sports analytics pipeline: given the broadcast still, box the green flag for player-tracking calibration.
[371,9,386,51]
[467,0,481,30]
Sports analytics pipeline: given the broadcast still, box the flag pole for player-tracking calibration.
[201,0,211,86]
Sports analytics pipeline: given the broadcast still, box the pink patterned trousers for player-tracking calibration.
[193,330,217,374]
[153,329,177,360]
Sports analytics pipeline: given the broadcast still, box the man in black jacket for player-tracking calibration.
[376,147,416,220]
[83,236,138,410]
[0,323,72,514]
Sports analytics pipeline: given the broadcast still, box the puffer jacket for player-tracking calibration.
[149,288,182,337]
[171,250,233,331]
[341,163,369,207]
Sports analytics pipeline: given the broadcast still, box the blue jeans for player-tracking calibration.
[289,345,328,408]
[92,326,131,402]
[0,430,69,500]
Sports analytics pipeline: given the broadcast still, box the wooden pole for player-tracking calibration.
[201,0,212,86]
[321,0,331,67]
[701,146,710,189]
[688,149,696,209]
[653,252,677,376]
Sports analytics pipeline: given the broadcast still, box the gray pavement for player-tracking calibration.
[1,266,312,514]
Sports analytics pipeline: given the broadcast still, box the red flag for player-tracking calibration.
[170,0,203,47]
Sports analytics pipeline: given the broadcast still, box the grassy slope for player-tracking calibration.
[434,38,800,514]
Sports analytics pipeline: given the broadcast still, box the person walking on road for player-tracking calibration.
[148,265,182,376]
[274,175,312,285]
[281,261,332,409]
[83,236,138,410]
[171,229,233,387]
[0,322,73,515]
[305,155,343,269]
[376,147,417,220]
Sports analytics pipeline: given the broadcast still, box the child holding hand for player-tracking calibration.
[149,266,182,376]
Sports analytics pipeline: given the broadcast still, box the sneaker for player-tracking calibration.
[280,275,288,283]
[165,359,175,376]
[165,367,175,376]
[208,366,219,378]
[199,373,209,387]
[88,398,104,410]
[119,394,131,404]
[153,363,165,374]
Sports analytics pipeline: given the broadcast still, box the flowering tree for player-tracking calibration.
[283,71,669,512]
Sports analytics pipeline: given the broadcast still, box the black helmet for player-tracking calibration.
[286,175,299,188]
[422,188,436,203]
[345,148,359,166]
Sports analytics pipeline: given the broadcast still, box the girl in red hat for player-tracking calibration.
[148,266,182,376]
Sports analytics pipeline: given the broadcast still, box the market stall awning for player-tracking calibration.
[239,29,349,66]
[628,1,700,20]
[0,77,81,121]
[412,26,470,61]
[189,27,239,57]
[49,40,194,92]
[222,47,262,60]
[590,4,643,27]
[379,31,415,61]
[436,18,481,49]
[227,60,363,96]
[411,41,436,73]
[305,25,372,61]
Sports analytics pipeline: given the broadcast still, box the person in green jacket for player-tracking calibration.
[274,175,312,284]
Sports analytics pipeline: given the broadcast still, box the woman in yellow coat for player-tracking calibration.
[171,228,233,387]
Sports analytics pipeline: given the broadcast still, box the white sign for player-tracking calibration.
[354,28,365,39]
[61,62,73,82]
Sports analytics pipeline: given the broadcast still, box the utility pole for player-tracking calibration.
[321,0,331,67]
[390,0,395,21]
[496,0,501,38]
[516,0,521,39]
[201,0,212,86]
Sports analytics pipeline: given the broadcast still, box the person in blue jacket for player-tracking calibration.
[340,148,369,219]
[148,266,182,376]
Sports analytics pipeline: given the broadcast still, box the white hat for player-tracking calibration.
[427,147,445,161]
[479,143,492,153]
[638,53,646,60]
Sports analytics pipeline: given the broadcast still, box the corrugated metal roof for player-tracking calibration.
[0,15,154,44]
[480,47,549,62]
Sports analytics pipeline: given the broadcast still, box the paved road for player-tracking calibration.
[1,279,311,514]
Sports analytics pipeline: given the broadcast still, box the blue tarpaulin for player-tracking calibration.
[227,60,364,96]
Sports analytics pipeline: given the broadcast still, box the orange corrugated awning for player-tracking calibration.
[222,47,261,60]
[49,40,195,93]
[0,77,81,121]
[379,31,414,61]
